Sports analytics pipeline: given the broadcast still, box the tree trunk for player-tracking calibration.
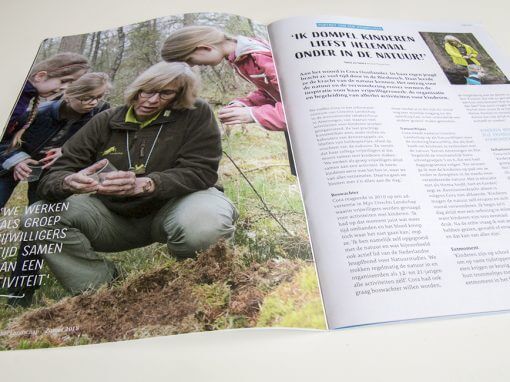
[40,39,51,60]
[247,19,255,36]
[109,27,126,82]
[183,13,195,26]
[58,34,87,54]
[88,32,97,59]
[91,31,102,67]
[421,33,452,70]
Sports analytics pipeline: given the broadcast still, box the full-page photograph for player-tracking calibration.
[0,12,325,350]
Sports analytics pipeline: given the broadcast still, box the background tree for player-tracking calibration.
[58,34,87,54]
[109,27,126,82]
[89,31,102,67]
[33,13,272,104]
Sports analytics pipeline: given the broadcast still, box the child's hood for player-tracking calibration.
[233,35,271,60]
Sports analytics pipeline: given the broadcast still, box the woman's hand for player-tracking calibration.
[40,148,63,169]
[132,177,155,195]
[99,176,154,196]
[96,171,137,196]
[63,160,154,197]
[13,158,39,181]
[218,105,255,125]
[62,160,107,194]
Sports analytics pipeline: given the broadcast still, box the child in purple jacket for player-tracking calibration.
[2,52,89,149]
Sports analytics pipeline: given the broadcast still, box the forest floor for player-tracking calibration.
[0,124,325,350]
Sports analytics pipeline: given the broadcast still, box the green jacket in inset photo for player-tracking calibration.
[444,42,481,66]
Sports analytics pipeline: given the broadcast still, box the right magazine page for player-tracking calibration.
[269,16,510,328]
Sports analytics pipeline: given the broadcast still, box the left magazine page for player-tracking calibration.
[0,12,325,350]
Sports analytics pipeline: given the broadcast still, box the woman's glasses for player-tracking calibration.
[139,89,179,101]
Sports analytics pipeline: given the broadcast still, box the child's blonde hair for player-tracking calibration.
[9,52,90,150]
[161,26,235,62]
[64,72,111,100]
[29,52,90,80]
[124,62,199,110]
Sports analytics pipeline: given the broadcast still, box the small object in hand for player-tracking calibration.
[89,159,118,184]
[26,164,43,182]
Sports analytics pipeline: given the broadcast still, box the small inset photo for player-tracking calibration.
[419,32,509,85]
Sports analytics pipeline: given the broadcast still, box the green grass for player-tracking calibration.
[257,265,326,329]
[0,119,319,348]
[219,125,311,262]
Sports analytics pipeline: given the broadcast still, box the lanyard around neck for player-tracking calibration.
[126,123,164,175]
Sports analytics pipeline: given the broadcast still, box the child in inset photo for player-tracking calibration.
[444,35,483,85]
[420,31,509,85]
[161,26,296,174]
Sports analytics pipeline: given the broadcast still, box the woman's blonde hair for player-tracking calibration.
[444,35,461,44]
[124,62,199,110]
[64,72,111,100]
[161,26,234,62]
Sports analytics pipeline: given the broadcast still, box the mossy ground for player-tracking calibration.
[0,122,325,350]
[2,242,324,349]
[257,265,326,329]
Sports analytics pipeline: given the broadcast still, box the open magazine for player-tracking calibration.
[0,12,509,350]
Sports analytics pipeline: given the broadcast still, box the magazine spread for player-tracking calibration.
[0,11,509,350]
[269,16,510,328]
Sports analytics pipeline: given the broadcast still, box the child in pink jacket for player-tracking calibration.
[161,26,295,174]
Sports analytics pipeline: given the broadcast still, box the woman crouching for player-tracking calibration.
[17,61,238,296]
